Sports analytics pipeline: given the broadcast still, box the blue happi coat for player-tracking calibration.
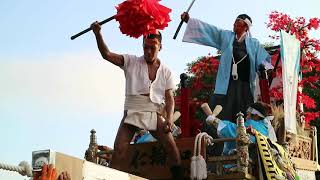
[182,18,271,95]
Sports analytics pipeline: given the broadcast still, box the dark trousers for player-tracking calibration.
[210,79,253,123]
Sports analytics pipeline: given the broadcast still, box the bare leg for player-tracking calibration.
[150,115,184,179]
[150,115,181,166]
[110,111,137,171]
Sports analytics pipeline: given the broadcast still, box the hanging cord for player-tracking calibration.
[196,133,207,180]
[231,54,248,80]
[190,133,202,179]
[0,161,33,177]
[190,132,214,180]
[196,133,213,180]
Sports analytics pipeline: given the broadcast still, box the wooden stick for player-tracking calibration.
[201,103,222,117]
[173,0,196,39]
[212,105,222,117]
[172,111,181,122]
[71,15,116,40]
[162,111,181,133]
[201,103,213,116]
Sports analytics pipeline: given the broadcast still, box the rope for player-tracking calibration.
[0,161,32,177]
[190,132,214,180]
[190,133,202,179]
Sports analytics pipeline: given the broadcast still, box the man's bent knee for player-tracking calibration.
[114,142,130,157]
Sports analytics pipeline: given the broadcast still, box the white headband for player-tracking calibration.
[236,18,252,27]
[247,107,265,118]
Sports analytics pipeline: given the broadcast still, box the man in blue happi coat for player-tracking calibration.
[181,12,271,121]
[206,102,271,155]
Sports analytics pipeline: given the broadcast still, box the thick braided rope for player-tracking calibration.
[190,133,203,179]
[196,132,213,180]
[0,161,32,177]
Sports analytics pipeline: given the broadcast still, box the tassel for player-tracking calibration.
[191,132,213,179]
[190,133,201,179]
[197,155,207,180]
[196,133,206,180]
[190,156,197,179]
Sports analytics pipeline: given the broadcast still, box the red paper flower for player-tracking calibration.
[305,111,320,125]
[308,18,320,30]
[269,86,283,101]
[299,92,316,109]
[115,0,171,38]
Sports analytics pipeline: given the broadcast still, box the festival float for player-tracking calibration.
[74,11,320,180]
[96,11,319,180]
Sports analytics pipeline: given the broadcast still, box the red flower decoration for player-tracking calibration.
[115,0,171,38]
[269,86,283,101]
[193,78,203,90]
[189,56,219,77]
[299,92,316,109]
[267,11,320,122]
[305,111,320,125]
[308,18,320,30]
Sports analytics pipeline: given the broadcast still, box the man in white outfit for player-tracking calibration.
[91,22,183,179]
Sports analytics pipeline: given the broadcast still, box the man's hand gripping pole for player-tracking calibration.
[201,103,223,128]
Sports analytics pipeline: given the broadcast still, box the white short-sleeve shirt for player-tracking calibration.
[121,54,175,105]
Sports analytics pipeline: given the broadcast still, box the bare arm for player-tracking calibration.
[91,21,124,67]
[165,89,175,131]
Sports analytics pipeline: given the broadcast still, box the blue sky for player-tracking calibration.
[1,0,319,179]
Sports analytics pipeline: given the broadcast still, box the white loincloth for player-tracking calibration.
[124,95,162,131]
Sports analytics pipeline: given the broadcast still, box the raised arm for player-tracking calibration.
[180,12,230,50]
[91,21,124,67]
